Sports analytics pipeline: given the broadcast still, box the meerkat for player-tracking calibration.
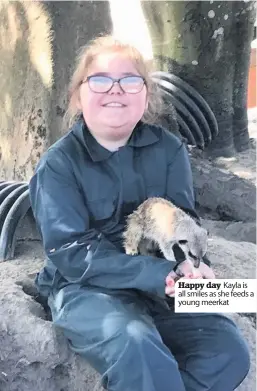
[122,197,208,276]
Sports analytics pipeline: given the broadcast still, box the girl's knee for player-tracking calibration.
[216,324,251,388]
[107,330,184,391]
[210,314,251,379]
[183,318,251,391]
[227,332,251,379]
[102,316,185,391]
[103,311,161,342]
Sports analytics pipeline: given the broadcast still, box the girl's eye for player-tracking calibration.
[91,76,111,84]
[120,76,145,93]
[121,76,143,84]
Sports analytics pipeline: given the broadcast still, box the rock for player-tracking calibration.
[201,219,256,244]
[0,241,101,390]
[206,236,257,327]
[0,244,102,391]
[0,281,101,391]
[190,155,256,222]
[206,236,256,280]
[0,239,255,391]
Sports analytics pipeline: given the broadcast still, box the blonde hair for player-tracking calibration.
[64,35,165,128]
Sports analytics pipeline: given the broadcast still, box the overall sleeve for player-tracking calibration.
[165,137,211,267]
[29,149,174,298]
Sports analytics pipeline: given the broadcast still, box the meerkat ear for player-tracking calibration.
[178,239,188,245]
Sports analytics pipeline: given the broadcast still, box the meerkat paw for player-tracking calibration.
[125,246,139,256]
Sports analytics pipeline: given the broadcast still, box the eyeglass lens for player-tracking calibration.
[88,76,144,93]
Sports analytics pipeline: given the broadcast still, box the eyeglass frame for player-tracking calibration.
[81,74,146,94]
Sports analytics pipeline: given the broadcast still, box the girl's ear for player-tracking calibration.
[76,97,82,110]
[145,95,149,111]
[74,90,82,110]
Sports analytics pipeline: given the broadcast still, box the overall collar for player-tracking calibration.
[71,115,160,162]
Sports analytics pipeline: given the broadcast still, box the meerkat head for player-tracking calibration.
[172,211,208,267]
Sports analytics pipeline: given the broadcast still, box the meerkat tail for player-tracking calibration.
[123,212,144,255]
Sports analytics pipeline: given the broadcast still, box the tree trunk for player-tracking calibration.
[45,1,112,145]
[142,1,256,158]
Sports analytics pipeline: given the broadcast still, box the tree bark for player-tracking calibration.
[142,1,256,158]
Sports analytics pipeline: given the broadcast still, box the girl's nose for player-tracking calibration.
[108,81,124,94]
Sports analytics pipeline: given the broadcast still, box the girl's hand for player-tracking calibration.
[165,260,215,297]
[196,261,216,279]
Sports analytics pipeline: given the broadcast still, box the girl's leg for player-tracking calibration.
[48,284,186,391]
[154,311,250,391]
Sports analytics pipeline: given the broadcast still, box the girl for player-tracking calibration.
[29,35,250,391]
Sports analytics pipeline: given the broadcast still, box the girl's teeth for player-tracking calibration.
[105,103,123,107]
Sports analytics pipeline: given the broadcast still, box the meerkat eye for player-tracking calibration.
[178,240,188,245]
[188,251,197,260]
[172,243,186,263]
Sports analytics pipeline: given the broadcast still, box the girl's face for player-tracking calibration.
[78,51,148,143]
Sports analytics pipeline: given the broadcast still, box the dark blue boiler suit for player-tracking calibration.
[29,117,250,391]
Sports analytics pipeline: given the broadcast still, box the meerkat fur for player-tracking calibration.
[123,197,208,274]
